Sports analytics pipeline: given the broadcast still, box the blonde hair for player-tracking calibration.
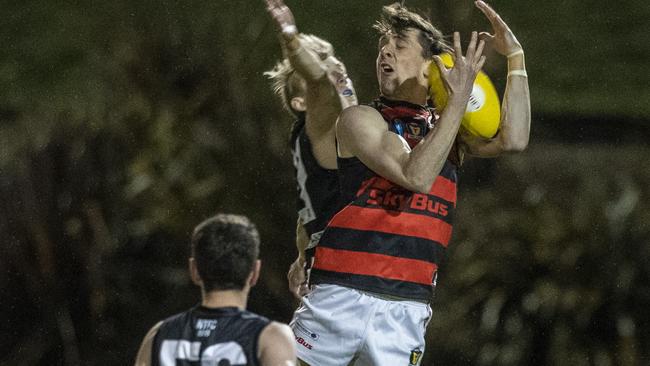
[264,34,335,116]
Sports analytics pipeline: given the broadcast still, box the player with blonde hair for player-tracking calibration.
[264,0,357,300]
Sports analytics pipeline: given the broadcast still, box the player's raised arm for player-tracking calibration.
[338,32,485,194]
[264,0,327,82]
[264,0,357,130]
[461,0,531,157]
[257,322,297,366]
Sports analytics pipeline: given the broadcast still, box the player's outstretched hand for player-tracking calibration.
[475,0,522,56]
[264,0,297,38]
[287,257,310,300]
[432,31,486,99]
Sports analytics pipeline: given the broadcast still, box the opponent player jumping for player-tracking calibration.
[134,214,296,366]
[290,2,530,365]
[263,0,358,299]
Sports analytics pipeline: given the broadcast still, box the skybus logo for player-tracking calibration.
[367,189,449,216]
[294,335,313,350]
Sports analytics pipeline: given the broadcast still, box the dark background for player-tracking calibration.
[1,0,649,365]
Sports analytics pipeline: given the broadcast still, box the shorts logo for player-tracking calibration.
[409,348,422,365]
[294,322,319,340]
[295,335,313,350]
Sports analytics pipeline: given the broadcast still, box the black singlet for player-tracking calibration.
[151,306,270,366]
[289,115,341,239]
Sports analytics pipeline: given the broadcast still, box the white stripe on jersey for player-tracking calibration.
[159,340,247,365]
[293,137,316,224]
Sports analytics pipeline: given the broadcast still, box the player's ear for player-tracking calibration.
[189,257,202,286]
[290,97,306,112]
[248,260,262,287]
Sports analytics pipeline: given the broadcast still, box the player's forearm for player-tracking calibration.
[295,219,309,260]
[403,96,466,193]
[284,35,326,82]
[498,53,530,152]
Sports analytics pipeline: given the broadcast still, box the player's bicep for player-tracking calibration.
[337,106,413,187]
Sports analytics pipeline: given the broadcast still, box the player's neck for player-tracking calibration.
[201,288,248,310]
[383,85,428,106]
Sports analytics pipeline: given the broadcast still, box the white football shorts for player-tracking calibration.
[290,284,432,366]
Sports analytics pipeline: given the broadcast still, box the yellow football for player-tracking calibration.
[428,53,501,139]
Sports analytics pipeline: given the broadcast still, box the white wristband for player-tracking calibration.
[507,70,528,78]
[507,49,524,58]
[282,24,298,36]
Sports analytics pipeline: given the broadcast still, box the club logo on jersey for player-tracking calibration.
[409,348,423,365]
[195,319,218,337]
[407,123,422,137]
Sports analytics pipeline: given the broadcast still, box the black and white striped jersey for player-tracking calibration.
[151,306,270,366]
[289,115,341,239]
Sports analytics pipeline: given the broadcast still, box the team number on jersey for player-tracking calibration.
[159,340,247,366]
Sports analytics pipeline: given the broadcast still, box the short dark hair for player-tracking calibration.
[191,214,260,292]
[374,3,451,59]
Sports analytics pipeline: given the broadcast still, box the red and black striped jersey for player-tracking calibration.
[310,97,458,301]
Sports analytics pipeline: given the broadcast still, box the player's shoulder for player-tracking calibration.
[258,321,294,346]
[134,320,164,366]
[154,308,195,336]
[257,322,296,365]
[238,309,271,324]
[144,320,164,341]
[160,309,192,325]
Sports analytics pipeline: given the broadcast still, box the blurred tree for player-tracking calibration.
[426,146,650,365]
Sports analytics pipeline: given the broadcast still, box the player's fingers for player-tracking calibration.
[475,55,487,72]
[291,287,302,300]
[475,1,502,31]
[298,284,309,297]
[466,31,478,62]
[432,55,449,75]
[474,39,485,63]
[474,1,496,22]
[453,32,463,61]
[266,0,280,11]
[292,271,305,284]
[478,32,494,43]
